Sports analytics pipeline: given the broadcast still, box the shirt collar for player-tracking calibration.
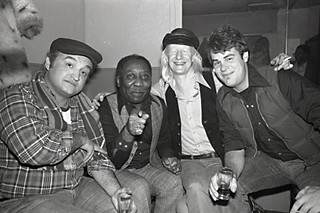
[117,91,155,114]
[167,72,211,91]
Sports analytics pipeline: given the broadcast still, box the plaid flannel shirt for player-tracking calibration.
[0,77,114,199]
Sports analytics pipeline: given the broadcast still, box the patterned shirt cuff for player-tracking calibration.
[87,153,116,176]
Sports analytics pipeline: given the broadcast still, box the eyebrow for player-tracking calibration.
[64,56,93,70]
[223,53,235,59]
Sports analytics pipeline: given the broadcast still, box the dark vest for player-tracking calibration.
[165,72,224,160]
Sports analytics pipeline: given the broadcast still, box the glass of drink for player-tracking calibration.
[118,193,132,213]
[217,167,233,200]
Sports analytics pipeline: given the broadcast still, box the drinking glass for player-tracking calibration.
[118,193,132,213]
[217,167,233,200]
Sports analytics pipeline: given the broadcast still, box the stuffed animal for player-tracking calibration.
[0,0,43,89]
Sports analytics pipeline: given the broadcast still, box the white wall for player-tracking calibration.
[21,0,182,98]
[22,0,86,64]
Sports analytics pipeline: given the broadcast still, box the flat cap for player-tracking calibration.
[162,28,199,50]
[50,38,102,67]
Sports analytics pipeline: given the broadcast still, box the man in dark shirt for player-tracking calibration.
[207,25,320,213]
[97,54,183,213]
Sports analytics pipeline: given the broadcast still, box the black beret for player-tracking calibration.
[162,28,199,50]
[50,38,102,67]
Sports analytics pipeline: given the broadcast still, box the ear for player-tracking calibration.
[116,76,120,87]
[44,57,50,70]
[243,51,249,63]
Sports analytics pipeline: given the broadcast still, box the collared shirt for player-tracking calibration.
[98,92,173,169]
[152,72,215,155]
[0,76,114,199]
[217,64,320,159]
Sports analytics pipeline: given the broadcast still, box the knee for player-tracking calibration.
[186,182,207,195]
[165,175,183,192]
[130,178,151,198]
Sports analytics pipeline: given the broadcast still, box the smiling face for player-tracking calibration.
[210,47,249,93]
[117,58,152,107]
[166,44,194,76]
[44,52,92,105]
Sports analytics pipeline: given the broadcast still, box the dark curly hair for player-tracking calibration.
[206,25,249,58]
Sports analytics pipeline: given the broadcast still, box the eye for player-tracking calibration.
[126,73,135,80]
[227,57,233,62]
[66,63,73,68]
[213,61,221,68]
[141,74,151,80]
[81,70,89,77]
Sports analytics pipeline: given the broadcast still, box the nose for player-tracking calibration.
[134,76,143,86]
[71,70,80,81]
[220,62,229,72]
[175,50,182,59]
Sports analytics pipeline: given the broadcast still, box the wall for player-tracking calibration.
[22,0,86,64]
[22,0,182,99]
[83,0,181,98]
[183,6,320,58]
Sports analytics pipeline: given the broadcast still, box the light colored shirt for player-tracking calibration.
[152,72,215,155]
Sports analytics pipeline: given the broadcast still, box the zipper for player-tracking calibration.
[254,92,303,159]
[238,97,258,157]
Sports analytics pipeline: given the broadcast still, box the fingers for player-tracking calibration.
[92,99,101,110]
[290,198,304,213]
[93,144,109,155]
[271,53,286,66]
[230,177,237,193]
[209,174,220,201]
[162,157,181,175]
[128,110,149,135]
[81,145,94,166]
[295,186,309,200]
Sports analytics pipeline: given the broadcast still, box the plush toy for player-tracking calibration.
[0,0,43,89]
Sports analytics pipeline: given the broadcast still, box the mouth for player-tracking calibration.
[174,62,186,66]
[65,80,77,87]
[222,71,234,78]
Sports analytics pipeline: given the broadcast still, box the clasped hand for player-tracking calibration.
[162,157,181,175]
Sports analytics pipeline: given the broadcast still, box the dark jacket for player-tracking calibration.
[217,65,320,166]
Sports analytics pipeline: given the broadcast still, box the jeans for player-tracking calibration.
[116,163,183,213]
[238,151,320,209]
[0,176,116,213]
[180,157,250,213]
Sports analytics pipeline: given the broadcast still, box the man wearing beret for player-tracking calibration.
[0,38,136,213]
[151,28,240,213]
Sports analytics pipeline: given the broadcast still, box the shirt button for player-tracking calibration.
[278,153,282,156]
[178,123,181,126]
[140,141,143,144]
[119,142,122,146]
[178,133,181,136]
[124,145,128,148]
[251,105,254,108]
[258,122,261,125]
[267,138,271,141]
[246,105,249,108]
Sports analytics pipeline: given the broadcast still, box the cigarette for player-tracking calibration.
[138,110,143,118]
[283,56,292,62]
